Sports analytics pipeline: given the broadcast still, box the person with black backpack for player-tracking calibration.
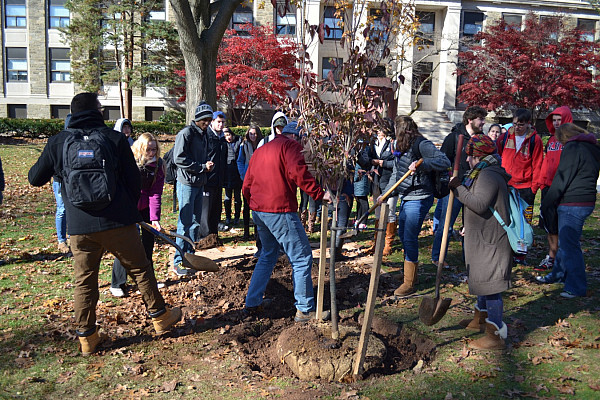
[110,133,166,297]
[28,92,181,356]
[380,116,450,297]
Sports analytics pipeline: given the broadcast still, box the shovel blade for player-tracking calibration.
[183,253,219,272]
[419,296,452,326]
[339,228,358,239]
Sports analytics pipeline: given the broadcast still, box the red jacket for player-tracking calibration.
[242,135,324,213]
[496,127,544,193]
[536,106,573,190]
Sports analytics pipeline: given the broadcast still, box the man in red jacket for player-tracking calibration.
[535,106,572,274]
[242,121,331,322]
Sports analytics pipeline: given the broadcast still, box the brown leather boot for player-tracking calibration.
[78,327,108,356]
[152,306,182,334]
[394,260,418,296]
[382,222,397,256]
[307,212,317,233]
[300,209,308,227]
[364,219,379,254]
[469,319,507,350]
[459,305,488,332]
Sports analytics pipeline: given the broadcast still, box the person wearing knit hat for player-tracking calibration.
[448,133,512,350]
[171,101,215,276]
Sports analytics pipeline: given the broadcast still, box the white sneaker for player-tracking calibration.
[157,282,165,289]
[109,287,125,297]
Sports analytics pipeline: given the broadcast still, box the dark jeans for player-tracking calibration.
[200,185,222,237]
[332,195,354,247]
[71,224,165,332]
[355,195,369,220]
[224,187,242,222]
[112,208,153,289]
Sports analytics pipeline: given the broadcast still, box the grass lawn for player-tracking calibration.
[1,138,599,399]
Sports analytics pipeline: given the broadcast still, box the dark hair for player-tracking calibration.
[395,115,422,153]
[488,124,501,133]
[246,124,263,148]
[71,92,99,114]
[513,108,532,123]
[462,106,487,125]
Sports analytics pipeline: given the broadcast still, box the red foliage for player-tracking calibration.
[457,12,600,119]
[217,23,300,124]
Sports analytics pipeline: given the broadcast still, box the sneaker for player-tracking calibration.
[560,291,578,299]
[534,255,554,271]
[294,309,331,323]
[172,264,190,277]
[535,273,564,284]
[57,242,70,253]
[157,282,165,289]
[218,222,229,232]
[110,287,125,297]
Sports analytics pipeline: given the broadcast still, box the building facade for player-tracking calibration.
[1,0,599,121]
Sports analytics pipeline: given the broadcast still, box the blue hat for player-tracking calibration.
[281,121,301,136]
[213,111,226,119]
[194,101,213,121]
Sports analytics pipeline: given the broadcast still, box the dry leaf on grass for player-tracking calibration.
[160,379,178,393]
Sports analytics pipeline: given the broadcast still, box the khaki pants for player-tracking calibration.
[71,224,165,333]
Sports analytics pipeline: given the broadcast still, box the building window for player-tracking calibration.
[8,104,27,118]
[145,107,164,121]
[103,106,121,121]
[50,48,71,82]
[232,5,253,34]
[101,56,118,85]
[503,13,522,31]
[149,0,166,20]
[6,48,28,82]
[323,6,343,40]
[49,0,70,28]
[578,18,596,42]
[5,0,26,28]
[369,65,386,78]
[412,62,433,95]
[540,15,560,40]
[275,0,296,35]
[51,105,70,119]
[416,11,435,46]
[462,11,484,37]
[322,57,343,83]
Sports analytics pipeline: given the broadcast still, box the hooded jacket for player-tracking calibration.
[536,106,573,190]
[114,118,134,146]
[257,111,288,148]
[28,110,142,235]
[496,126,544,193]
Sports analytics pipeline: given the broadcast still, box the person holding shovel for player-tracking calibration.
[448,134,512,350]
[380,116,450,297]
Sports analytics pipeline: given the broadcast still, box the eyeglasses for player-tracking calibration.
[97,106,105,113]
[513,122,528,127]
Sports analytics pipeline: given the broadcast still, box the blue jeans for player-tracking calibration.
[246,211,315,312]
[53,181,67,243]
[557,205,594,296]
[174,181,203,266]
[334,195,353,247]
[431,195,463,262]
[397,196,434,262]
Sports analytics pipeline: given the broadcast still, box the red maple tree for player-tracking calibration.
[457,12,600,121]
[217,23,300,125]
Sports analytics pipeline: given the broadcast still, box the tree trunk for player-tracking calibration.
[183,49,217,123]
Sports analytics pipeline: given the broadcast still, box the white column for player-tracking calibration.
[438,4,461,112]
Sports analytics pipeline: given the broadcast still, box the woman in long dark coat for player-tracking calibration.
[449,134,512,350]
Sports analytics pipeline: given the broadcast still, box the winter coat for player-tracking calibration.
[358,137,395,191]
[237,139,256,181]
[496,127,544,194]
[353,168,371,197]
[224,135,242,189]
[541,134,600,230]
[440,123,471,180]
[114,118,134,146]
[383,136,451,200]
[257,111,288,148]
[536,106,573,190]
[173,121,210,187]
[454,164,513,296]
[138,160,164,222]
[242,135,324,213]
[205,126,227,188]
[28,110,142,235]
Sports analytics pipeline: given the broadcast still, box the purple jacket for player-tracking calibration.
[138,161,164,222]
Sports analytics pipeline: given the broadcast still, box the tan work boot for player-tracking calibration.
[394,260,418,296]
[307,212,317,233]
[364,219,379,255]
[382,222,397,256]
[459,305,488,332]
[78,327,107,356]
[152,306,182,334]
[469,319,507,350]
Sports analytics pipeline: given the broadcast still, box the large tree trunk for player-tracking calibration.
[183,48,217,123]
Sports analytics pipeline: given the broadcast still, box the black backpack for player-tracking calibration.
[162,148,177,185]
[62,128,117,211]
[412,136,450,199]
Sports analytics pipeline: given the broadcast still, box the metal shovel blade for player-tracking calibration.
[183,253,219,272]
[419,296,452,326]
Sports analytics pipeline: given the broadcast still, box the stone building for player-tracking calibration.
[1,0,599,122]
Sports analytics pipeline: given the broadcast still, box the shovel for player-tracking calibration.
[138,221,219,272]
[418,134,464,326]
[159,227,196,250]
[340,159,423,239]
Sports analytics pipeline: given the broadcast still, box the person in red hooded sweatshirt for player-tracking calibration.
[534,106,572,273]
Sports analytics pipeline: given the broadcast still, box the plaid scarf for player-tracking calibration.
[462,153,501,189]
